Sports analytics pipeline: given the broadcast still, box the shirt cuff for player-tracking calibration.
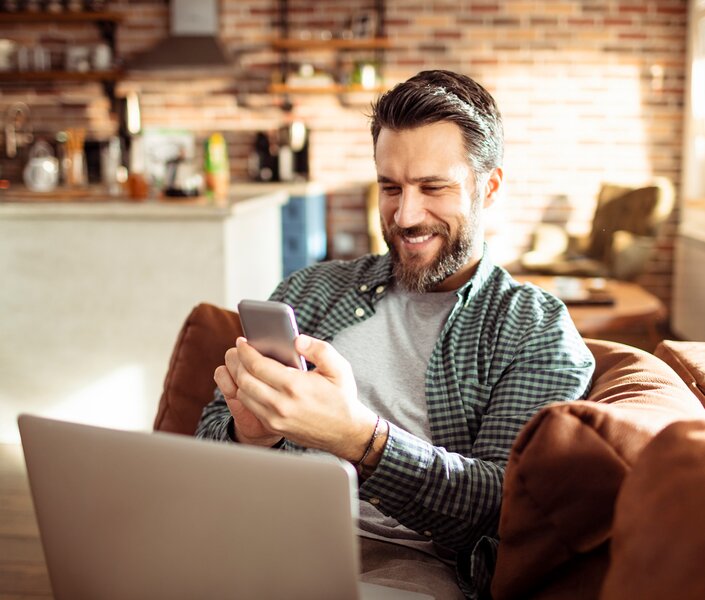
[358,421,435,515]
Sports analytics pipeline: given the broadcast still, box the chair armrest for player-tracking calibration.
[654,340,705,407]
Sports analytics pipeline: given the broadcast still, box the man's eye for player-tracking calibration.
[423,186,444,193]
[381,186,401,195]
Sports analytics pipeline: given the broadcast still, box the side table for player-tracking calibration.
[515,275,667,347]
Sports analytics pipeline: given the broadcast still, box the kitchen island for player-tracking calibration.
[0,189,287,443]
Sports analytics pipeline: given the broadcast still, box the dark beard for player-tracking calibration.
[383,219,475,293]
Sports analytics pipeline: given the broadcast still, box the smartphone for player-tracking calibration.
[237,299,307,371]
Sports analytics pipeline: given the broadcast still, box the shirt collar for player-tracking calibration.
[455,243,495,305]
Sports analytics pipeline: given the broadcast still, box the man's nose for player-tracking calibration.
[394,190,426,228]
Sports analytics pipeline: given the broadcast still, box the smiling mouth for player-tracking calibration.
[403,233,436,245]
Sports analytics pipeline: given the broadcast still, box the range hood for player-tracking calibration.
[129,0,230,70]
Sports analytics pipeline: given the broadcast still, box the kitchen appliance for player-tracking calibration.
[163,149,201,197]
[278,121,309,181]
[248,131,277,182]
[248,123,310,183]
[128,0,229,70]
[23,140,59,192]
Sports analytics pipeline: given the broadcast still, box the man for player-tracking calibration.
[196,70,595,599]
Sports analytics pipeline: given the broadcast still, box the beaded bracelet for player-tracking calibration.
[354,415,381,474]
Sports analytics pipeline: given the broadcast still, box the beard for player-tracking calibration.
[382,205,481,293]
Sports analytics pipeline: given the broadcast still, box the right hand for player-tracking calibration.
[214,345,283,447]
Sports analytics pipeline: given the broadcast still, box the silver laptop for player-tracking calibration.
[18,414,432,600]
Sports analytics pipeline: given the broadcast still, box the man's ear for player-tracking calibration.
[483,167,503,208]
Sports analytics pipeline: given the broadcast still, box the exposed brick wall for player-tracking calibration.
[0,0,687,308]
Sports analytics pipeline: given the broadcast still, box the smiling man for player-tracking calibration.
[196,70,595,600]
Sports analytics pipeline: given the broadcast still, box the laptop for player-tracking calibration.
[18,414,432,600]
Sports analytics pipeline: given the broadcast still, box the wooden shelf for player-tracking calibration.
[0,69,123,82]
[269,82,387,95]
[271,37,392,51]
[0,10,123,23]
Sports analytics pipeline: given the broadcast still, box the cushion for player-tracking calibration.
[600,420,705,600]
[153,303,242,435]
[654,340,705,407]
[492,339,705,600]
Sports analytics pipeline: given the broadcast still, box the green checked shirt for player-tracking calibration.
[196,250,595,598]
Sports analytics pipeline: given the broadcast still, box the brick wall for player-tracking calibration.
[0,0,687,308]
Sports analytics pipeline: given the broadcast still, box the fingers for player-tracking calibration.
[214,345,241,399]
[214,364,237,398]
[295,335,352,382]
[235,337,298,387]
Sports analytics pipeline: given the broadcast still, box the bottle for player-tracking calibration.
[204,133,230,204]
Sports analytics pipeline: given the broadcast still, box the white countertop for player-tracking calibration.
[0,187,289,220]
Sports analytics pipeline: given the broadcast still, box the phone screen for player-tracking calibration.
[237,300,307,370]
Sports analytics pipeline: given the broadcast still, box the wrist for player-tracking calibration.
[353,417,389,479]
[230,418,282,447]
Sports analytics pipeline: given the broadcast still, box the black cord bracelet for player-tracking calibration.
[354,415,381,474]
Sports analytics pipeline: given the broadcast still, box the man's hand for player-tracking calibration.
[214,348,282,447]
[230,334,379,462]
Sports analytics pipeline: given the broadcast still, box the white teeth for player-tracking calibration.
[405,234,433,244]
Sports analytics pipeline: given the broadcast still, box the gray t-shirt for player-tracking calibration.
[331,284,458,559]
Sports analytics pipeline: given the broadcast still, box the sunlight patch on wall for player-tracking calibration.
[2,365,147,444]
[487,61,650,264]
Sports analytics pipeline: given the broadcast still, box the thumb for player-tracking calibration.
[295,335,351,381]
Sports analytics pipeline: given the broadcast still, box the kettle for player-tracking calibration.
[23,140,59,192]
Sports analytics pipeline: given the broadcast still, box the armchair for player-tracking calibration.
[155,303,705,599]
[520,177,674,280]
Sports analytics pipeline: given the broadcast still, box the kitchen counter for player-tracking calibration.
[0,186,287,443]
[0,184,295,218]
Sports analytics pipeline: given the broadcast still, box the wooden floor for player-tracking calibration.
[0,444,52,599]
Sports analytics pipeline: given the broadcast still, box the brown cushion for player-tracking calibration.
[153,303,242,435]
[492,339,705,600]
[600,420,705,600]
[654,340,705,407]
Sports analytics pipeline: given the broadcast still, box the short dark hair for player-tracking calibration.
[370,70,504,175]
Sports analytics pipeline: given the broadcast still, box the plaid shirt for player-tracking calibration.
[196,250,594,598]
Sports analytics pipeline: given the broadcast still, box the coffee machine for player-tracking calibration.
[249,122,309,182]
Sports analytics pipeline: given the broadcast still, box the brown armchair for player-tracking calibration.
[155,303,705,599]
[153,303,243,435]
[520,177,675,280]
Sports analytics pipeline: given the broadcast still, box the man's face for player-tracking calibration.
[375,121,501,292]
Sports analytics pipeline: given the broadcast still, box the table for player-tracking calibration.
[514,275,667,345]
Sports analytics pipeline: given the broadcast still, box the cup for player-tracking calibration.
[0,39,16,72]
[92,43,112,71]
[65,46,90,72]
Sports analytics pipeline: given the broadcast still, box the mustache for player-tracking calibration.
[386,223,450,239]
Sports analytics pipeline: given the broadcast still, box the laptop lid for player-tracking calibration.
[18,415,429,600]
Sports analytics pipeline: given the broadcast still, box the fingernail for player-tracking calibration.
[297,334,311,350]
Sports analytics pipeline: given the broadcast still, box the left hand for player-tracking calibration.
[233,334,378,461]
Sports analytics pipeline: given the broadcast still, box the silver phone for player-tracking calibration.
[237,299,307,370]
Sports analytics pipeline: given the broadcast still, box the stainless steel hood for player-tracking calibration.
[129,0,230,70]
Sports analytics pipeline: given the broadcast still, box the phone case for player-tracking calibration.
[237,300,307,370]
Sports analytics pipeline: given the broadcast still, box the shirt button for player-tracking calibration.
[359,284,369,292]
[424,530,433,537]
[354,307,365,318]
[369,497,381,506]
[375,285,385,294]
